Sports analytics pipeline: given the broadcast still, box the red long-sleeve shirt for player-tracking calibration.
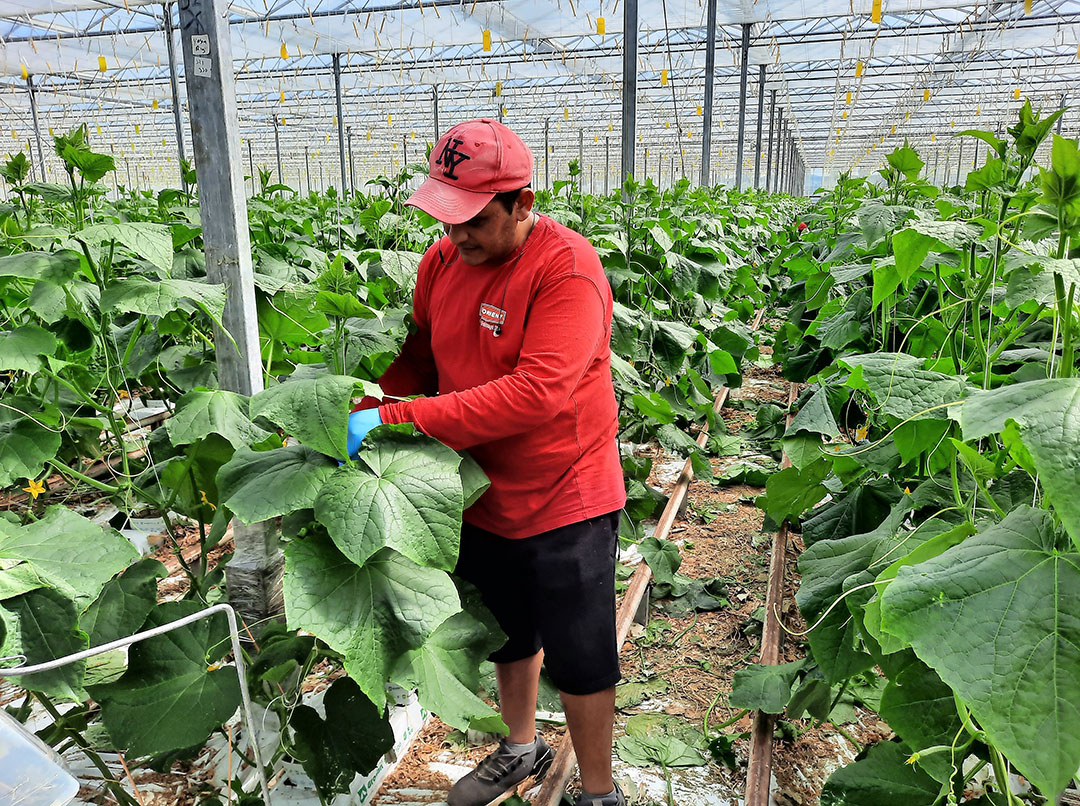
[372,215,625,539]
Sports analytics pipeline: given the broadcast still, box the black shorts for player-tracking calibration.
[454,511,622,696]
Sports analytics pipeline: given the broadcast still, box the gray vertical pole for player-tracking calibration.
[753,65,765,189]
[347,126,355,194]
[247,138,254,194]
[621,0,638,185]
[178,0,281,637]
[403,134,408,169]
[735,24,751,191]
[544,119,551,189]
[644,148,648,184]
[334,54,346,195]
[126,157,132,189]
[605,137,610,193]
[273,116,282,183]
[700,0,717,186]
[163,6,188,192]
[766,89,776,192]
[774,106,783,192]
[956,138,964,184]
[433,86,440,136]
[578,128,584,180]
[26,76,46,182]
[778,119,787,194]
[305,145,310,194]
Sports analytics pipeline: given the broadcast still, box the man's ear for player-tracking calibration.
[514,188,536,221]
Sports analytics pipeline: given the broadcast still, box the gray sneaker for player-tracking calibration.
[447,735,554,806]
[572,783,627,806]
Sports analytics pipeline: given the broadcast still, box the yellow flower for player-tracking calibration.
[199,490,217,511]
[117,389,130,400]
[904,487,912,495]
[905,752,920,765]
[207,662,222,671]
[855,424,869,441]
[22,478,45,500]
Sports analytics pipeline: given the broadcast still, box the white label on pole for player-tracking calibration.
[193,56,212,77]
[191,35,211,55]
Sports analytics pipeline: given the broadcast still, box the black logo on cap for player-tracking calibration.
[436,137,471,180]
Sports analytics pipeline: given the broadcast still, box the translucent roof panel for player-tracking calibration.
[2,0,1078,190]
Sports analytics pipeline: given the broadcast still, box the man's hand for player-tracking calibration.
[347,408,382,458]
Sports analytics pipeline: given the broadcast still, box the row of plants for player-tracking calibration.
[724,102,1079,805]
[0,127,787,803]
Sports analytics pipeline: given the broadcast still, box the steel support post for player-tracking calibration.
[26,76,46,182]
[163,5,188,192]
[433,86,440,137]
[334,54,346,195]
[272,115,282,183]
[247,139,254,195]
[544,119,551,190]
[403,135,408,169]
[774,107,783,193]
[700,0,718,186]
[305,145,310,194]
[605,137,610,194]
[177,0,279,623]
[956,139,964,184]
[735,23,751,191]
[347,126,355,195]
[621,0,638,186]
[644,148,648,185]
[765,89,776,192]
[754,65,765,189]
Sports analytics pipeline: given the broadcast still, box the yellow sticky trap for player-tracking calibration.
[660,69,668,86]
[594,135,598,142]
[923,88,930,101]
[281,116,286,125]
[367,131,371,140]
[48,126,54,136]
[20,64,28,80]
[905,111,911,119]
[837,127,841,134]
[846,91,852,105]
[597,17,605,34]
[931,133,936,141]
[333,116,337,125]
[97,125,102,135]
[98,56,108,72]
[891,125,896,133]
[11,130,17,140]
[665,121,670,128]
[855,61,864,77]
[281,43,289,59]
[1014,87,1021,99]
[482,30,492,51]
[976,105,981,115]
[718,148,722,157]
[495,80,502,96]
[842,110,848,119]
[388,114,392,125]
[1024,0,1032,12]
[280,90,285,103]
[162,138,167,146]
[564,107,569,120]
[135,124,140,133]
[152,99,159,109]
[872,0,882,22]
[608,122,613,132]
[697,105,702,115]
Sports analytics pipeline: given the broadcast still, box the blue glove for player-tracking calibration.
[346,408,382,459]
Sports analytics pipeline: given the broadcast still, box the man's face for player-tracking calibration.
[443,196,526,266]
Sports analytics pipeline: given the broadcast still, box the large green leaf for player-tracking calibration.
[1004,256,1080,308]
[393,609,505,731]
[821,741,941,806]
[878,657,963,783]
[0,587,88,699]
[787,388,840,438]
[880,507,1080,799]
[249,375,358,460]
[0,416,61,488]
[0,324,57,373]
[957,378,1080,547]
[283,535,459,710]
[314,430,464,571]
[90,601,241,757]
[841,353,967,420]
[78,222,173,276]
[615,735,707,768]
[167,389,272,448]
[288,677,396,800]
[79,559,166,647]
[0,250,81,284]
[218,445,337,523]
[100,277,226,323]
[729,659,807,713]
[0,507,138,609]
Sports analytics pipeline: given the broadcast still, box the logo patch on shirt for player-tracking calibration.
[479,302,507,335]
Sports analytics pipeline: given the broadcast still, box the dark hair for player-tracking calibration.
[493,187,529,214]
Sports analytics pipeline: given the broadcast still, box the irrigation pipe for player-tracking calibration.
[0,603,273,806]
[536,308,767,806]
[744,381,799,806]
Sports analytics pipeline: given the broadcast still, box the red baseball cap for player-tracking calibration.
[405,119,533,224]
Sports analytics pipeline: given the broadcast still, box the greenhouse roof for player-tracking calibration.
[2,0,1078,190]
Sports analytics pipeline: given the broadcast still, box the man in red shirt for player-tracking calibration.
[346,119,626,806]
